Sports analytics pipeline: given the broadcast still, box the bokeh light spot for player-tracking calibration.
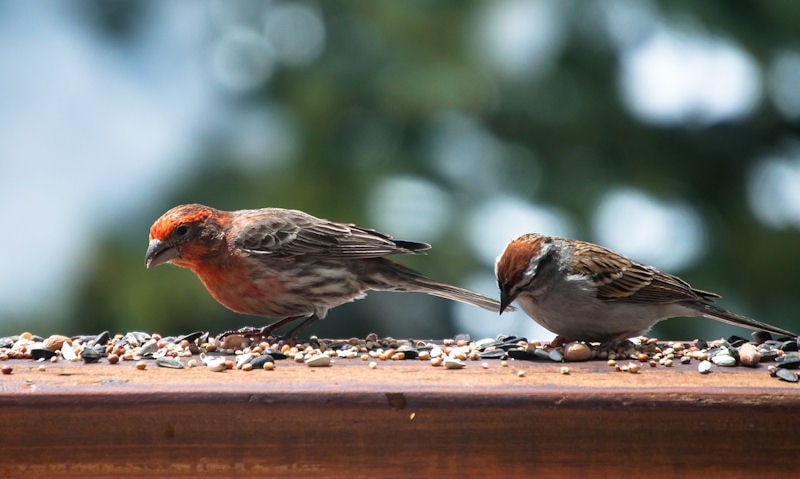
[211,27,274,93]
[598,0,659,51]
[427,113,504,193]
[465,196,576,268]
[263,3,325,67]
[471,0,565,79]
[619,24,761,125]
[592,187,706,271]
[367,176,452,241]
[768,50,800,121]
[748,143,800,230]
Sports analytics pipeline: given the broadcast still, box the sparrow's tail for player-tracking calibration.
[367,259,508,313]
[700,303,796,338]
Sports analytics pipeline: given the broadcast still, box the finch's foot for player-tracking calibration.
[217,325,277,343]
[217,315,319,343]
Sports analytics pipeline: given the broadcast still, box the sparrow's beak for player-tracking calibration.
[145,239,179,269]
[499,287,514,315]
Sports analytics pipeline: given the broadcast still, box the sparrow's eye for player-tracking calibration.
[174,225,189,237]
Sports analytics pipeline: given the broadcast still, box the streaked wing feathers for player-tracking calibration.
[569,241,715,304]
[235,209,430,258]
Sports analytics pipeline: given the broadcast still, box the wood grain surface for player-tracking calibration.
[1,356,798,478]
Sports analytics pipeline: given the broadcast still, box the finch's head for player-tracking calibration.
[495,234,553,314]
[145,203,222,269]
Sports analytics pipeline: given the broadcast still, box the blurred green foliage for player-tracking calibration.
[64,0,800,339]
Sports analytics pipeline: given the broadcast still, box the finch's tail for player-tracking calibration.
[699,303,796,338]
[366,259,508,313]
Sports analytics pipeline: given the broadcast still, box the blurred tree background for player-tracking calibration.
[2,0,799,340]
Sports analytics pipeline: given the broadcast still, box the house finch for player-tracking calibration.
[496,233,796,343]
[146,203,505,338]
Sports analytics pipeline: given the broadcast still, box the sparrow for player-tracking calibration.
[495,233,796,343]
[145,203,506,339]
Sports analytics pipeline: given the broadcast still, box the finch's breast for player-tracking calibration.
[188,256,368,318]
[184,258,286,316]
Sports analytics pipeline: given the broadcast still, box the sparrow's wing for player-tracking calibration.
[568,241,718,304]
[234,208,430,259]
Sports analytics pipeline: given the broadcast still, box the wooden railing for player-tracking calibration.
[1,353,798,477]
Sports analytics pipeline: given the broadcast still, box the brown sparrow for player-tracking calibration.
[495,233,796,342]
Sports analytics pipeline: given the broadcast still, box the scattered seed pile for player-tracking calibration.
[0,331,798,383]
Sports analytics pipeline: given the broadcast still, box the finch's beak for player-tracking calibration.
[499,288,514,315]
[145,239,179,269]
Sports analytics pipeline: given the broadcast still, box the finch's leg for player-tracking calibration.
[217,315,316,342]
[280,315,320,340]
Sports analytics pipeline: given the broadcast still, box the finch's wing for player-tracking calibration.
[568,241,718,304]
[234,208,430,258]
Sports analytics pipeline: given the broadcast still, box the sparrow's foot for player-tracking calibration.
[550,335,571,348]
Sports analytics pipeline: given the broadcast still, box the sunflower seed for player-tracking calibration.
[156,357,184,369]
[776,368,799,383]
[305,354,331,367]
[443,357,466,369]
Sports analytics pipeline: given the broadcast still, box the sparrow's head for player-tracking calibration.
[145,204,221,269]
[495,234,555,313]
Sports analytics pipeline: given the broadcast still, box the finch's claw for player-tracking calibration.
[217,315,320,343]
[217,325,277,342]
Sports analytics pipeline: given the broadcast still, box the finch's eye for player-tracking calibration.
[175,225,189,237]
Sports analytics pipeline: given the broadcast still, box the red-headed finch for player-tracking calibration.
[146,204,505,338]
